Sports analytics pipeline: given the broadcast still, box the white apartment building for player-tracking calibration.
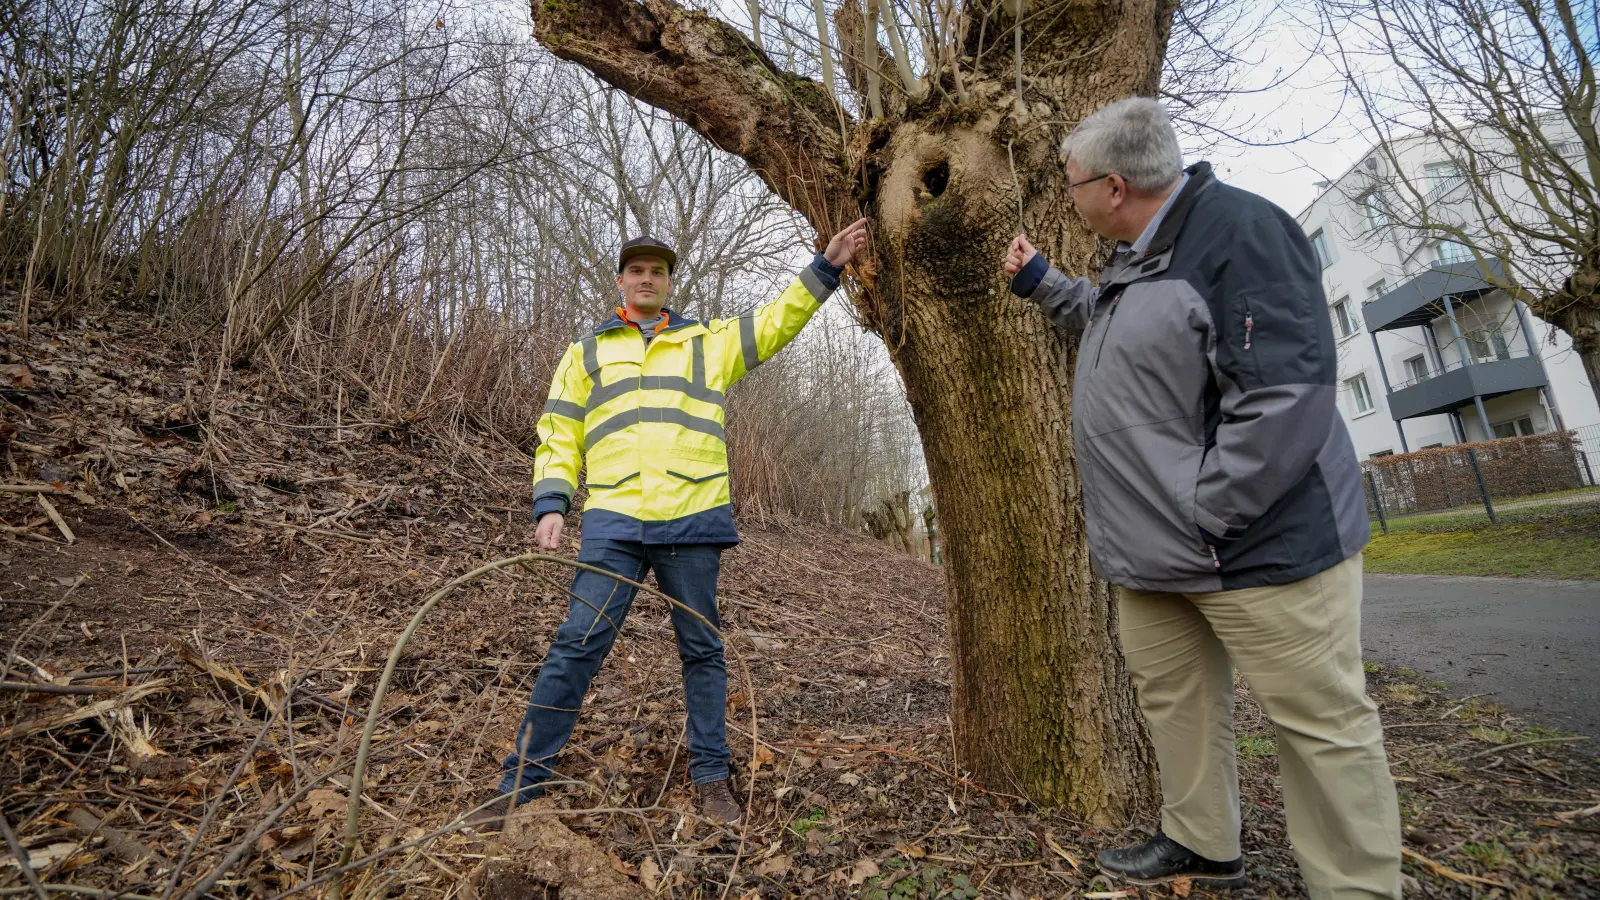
[1292,135,1600,458]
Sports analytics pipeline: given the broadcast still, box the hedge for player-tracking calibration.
[1362,431,1590,515]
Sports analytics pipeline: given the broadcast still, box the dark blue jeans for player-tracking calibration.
[499,540,728,801]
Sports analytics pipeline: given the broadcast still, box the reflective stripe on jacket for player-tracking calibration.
[531,264,836,545]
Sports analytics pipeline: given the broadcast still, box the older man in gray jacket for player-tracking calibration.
[1003,98,1401,899]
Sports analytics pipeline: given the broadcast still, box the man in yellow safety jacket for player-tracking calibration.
[468,219,869,829]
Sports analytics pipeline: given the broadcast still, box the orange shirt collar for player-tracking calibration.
[617,306,670,334]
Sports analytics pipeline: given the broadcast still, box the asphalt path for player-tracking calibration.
[1362,574,1600,739]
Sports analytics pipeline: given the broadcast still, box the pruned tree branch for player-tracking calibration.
[531,0,859,238]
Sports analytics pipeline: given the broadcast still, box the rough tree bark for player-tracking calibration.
[1551,264,1600,416]
[532,0,1172,824]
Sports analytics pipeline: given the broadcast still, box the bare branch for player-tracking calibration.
[530,0,857,235]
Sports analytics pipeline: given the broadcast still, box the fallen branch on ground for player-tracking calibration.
[1462,735,1590,760]
[63,808,169,868]
[1556,801,1600,821]
[0,887,161,899]
[0,484,94,504]
[1402,847,1513,889]
[35,495,74,543]
[0,680,170,741]
[0,681,129,695]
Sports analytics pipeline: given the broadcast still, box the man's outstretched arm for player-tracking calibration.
[716,218,869,383]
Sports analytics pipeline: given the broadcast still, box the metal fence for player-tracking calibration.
[1362,425,1600,532]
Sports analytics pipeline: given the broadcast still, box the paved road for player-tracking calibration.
[1363,574,1600,738]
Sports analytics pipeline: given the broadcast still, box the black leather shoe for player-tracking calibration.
[1096,831,1246,888]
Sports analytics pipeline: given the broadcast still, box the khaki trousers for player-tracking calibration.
[1117,553,1401,900]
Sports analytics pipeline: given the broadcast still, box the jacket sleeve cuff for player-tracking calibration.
[533,492,571,519]
[1009,252,1049,298]
[806,252,843,291]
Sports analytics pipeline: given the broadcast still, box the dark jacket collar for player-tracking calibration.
[1098,163,1217,289]
[594,307,699,335]
[1144,161,1215,258]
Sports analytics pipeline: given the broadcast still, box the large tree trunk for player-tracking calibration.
[1542,267,1600,423]
[1560,307,1600,424]
[875,123,1156,822]
[532,0,1171,823]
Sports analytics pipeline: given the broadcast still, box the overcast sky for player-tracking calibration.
[1189,12,1375,219]
[1195,4,1592,216]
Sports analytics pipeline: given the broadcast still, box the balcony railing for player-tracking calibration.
[1425,176,1466,203]
[1386,351,1549,421]
[1362,259,1503,334]
[1390,345,1533,392]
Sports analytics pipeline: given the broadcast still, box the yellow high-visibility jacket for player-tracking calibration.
[532,262,837,545]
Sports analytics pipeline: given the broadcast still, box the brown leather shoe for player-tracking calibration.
[696,780,742,825]
[462,793,514,832]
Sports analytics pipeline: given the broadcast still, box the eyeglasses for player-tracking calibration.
[1067,172,1115,205]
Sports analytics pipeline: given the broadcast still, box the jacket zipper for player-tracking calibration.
[1207,542,1221,570]
[1243,304,1254,350]
[635,328,647,543]
[1092,255,1138,368]
[1092,295,1122,368]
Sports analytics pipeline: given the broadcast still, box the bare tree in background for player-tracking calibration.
[526,87,803,323]
[1325,0,1600,408]
[729,305,923,527]
[0,0,924,538]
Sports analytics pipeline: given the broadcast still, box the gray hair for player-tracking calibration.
[1060,97,1183,192]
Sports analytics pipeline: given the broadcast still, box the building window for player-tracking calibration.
[1425,161,1464,198]
[1466,329,1510,363]
[1366,279,1387,304]
[1552,140,1580,158]
[1422,443,1444,449]
[1363,191,1388,229]
[1492,416,1536,439]
[1310,229,1332,269]
[1370,449,1394,458]
[1346,373,1374,414]
[1331,296,1358,338]
[1404,355,1429,383]
[1438,240,1472,265]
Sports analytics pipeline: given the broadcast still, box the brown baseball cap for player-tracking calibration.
[617,236,677,273]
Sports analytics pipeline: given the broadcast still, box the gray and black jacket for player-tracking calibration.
[1011,161,1369,592]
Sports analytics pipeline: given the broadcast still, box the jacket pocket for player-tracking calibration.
[1175,442,1220,569]
[1174,443,1204,537]
[665,469,727,484]
[662,445,729,484]
[586,471,640,490]
[1223,293,1262,386]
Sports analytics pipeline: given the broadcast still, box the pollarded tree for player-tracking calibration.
[530,0,1176,823]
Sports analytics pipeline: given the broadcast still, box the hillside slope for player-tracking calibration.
[3,311,1597,899]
